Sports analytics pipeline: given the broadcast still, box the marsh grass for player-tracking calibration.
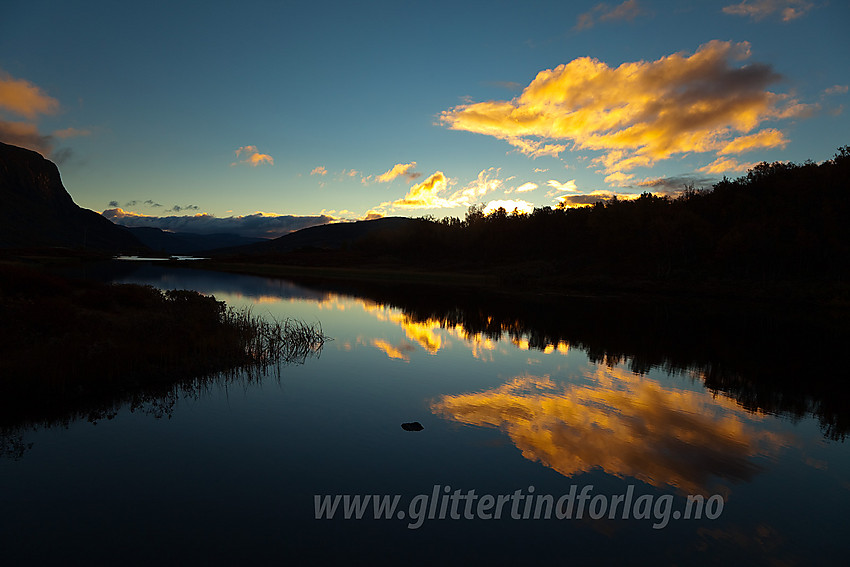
[0,263,328,439]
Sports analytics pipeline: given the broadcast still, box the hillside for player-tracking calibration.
[0,143,143,253]
[212,216,432,256]
[206,147,850,302]
[127,227,265,255]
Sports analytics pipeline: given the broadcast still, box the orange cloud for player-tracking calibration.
[604,172,635,186]
[231,145,274,167]
[362,210,384,221]
[697,157,757,174]
[0,71,59,119]
[376,162,421,183]
[440,41,810,175]
[311,166,327,176]
[0,120,51,153]
[718,128,787,154]
[433,369,789,494]
[0,70,79,157]
[722,0,813,21]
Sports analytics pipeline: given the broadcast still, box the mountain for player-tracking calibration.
[0,142,144,252]
[211,217,431,256]
[126,227,266,255]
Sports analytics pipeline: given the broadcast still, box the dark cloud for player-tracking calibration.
[638,174,717,190]
[575,0,647,30]
[168,204,199,213]
[108,200,120,208]
[51,147,73,164]
[560,194,612,206]
[144,200,162,207]
[0,119,53,154]
[486,81,522,91]
[102,209,333,239]
[0,120,72,163]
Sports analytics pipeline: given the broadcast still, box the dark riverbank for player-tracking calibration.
[192,258,850,308]
[0,260,326,433]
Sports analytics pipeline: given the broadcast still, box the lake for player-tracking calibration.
[2,263,848,566]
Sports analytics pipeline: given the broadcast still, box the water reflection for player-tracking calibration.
[56,262,850,442]
[6,263,845,566]
[433,368,791,495]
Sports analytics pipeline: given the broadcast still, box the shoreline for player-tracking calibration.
[192,258,850,310]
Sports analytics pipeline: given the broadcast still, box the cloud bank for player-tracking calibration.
[103,208,332,239]
[440,41,811,180]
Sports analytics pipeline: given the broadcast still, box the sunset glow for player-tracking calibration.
[0,1,846,232]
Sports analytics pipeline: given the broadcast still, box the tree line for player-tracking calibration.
[354,147,850,287]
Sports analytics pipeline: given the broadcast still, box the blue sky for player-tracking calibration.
[1,0,848,237]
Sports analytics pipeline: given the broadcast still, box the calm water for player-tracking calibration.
[2,264,849,565]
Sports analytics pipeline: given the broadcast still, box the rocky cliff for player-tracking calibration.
[0,142,143,252]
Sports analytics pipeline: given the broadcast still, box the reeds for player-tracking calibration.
[229,308,327,365]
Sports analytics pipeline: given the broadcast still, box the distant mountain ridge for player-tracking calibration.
[126,227,266,255]
[211,217,430,256]
[0,142,143,252]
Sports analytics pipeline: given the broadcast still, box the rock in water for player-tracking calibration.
[401,422,424,431]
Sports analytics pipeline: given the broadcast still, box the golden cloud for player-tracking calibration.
[311,166,327,176]
[546,179,578,193]
[362,210,385,221]
[447,167,504,206]
[0,71,59,119]
[722,0,813,21]
[433,370,789,494]
[604,172,635,186]
[388,168,517,211]
[556,190,617,207]
[515,182,538,193]
[697,157,757,174]
[376,162,421,183]
[390,171,452,209]
[232,145,274,167]
[440,41,809,175]
[370,338,413,362]
[718,128,787,154]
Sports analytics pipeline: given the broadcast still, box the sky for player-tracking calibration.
[1,0,848,238]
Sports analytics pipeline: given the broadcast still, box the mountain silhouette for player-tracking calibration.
[211,216,432,256]
[0,142,143,252]
[126,227,266,255]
